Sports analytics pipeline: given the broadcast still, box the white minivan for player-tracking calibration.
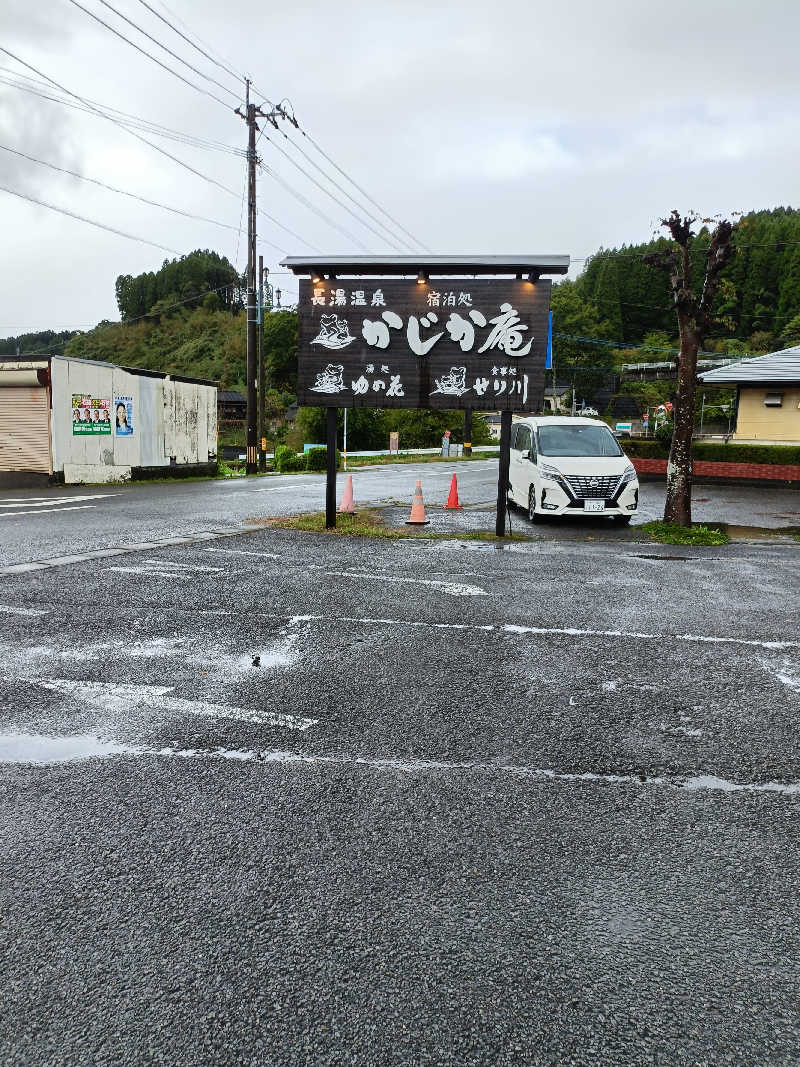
[508,416,639,524]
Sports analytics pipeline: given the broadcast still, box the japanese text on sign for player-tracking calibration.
[298,277,551,412]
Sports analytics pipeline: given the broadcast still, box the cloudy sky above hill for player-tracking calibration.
[1,0,799,335]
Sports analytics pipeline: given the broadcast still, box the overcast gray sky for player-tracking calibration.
[1,0,799,336]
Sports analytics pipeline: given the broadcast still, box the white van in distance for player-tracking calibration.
[507,416,639,524]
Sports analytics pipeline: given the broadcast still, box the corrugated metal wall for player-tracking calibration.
[48,358,217,480]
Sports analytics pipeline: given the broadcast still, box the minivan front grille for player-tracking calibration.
[564,474,620,499]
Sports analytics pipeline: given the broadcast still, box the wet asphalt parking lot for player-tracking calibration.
[1,469,800,1065]
[2,460,800,568]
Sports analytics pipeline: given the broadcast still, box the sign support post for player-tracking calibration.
[463,407,472,457]
[326,407,338,529]
[495,410,512,536]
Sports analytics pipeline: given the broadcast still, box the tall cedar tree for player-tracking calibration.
[644,212,737,525]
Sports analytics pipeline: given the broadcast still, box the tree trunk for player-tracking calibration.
[664,332,699,525]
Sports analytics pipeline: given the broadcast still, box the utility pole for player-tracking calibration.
[235,86,289,474]
[235,80,270,475]
[257,254,266,472]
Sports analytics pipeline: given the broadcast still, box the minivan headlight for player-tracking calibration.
[620,464,637,485]
[539,464,563,482]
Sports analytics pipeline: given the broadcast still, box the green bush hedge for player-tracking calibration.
[305,447,329,471]
[623,439,800,465]
[274,444,343,473]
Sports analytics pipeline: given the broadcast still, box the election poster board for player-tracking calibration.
[296,278,552,412]
[114,396,134,436]
[72,395,111,435]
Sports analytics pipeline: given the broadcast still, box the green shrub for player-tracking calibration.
[692,442,800,465]
[216,459,238,478]
[274,444,303,473]
[623,440,800,466]
[654,420,674,446]
[621,439,669,459]
[305,447,343,471]
[305,446,329,471]
[640,521,729,546]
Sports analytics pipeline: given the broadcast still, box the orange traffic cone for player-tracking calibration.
[338,474,355,514]
[405,479,430,525]
[444,473,463,510]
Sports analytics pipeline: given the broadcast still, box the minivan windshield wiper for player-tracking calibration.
[537,425,623,458]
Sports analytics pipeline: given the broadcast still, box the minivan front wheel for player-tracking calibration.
[528,487,543,523]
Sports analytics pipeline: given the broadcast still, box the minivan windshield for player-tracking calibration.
[537,424,623,458]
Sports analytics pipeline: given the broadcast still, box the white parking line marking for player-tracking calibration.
[106,567,194,578]
[0,494,116,509]
[0,505,97,518]
[138,746,800,796]
[24,678,317,731]
[321,571,488,597]
[205,548,282,559]
[210,612,800,652]
[146,560,225,572]
[0,604,50,616]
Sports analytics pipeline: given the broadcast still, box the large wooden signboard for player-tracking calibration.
[297,277,552,412]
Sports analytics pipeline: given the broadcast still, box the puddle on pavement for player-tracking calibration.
[719,523,800,540]
[0,732,135,763]
[633,554,691,562]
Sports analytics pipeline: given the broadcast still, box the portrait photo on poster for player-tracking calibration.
[114,396,134,436]
[71,394,111,435]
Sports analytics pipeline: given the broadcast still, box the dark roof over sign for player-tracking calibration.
[280,254,570,277]
[219,390,246,404]
[699,345,800,384]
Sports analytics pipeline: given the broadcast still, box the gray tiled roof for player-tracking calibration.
[699,346,800,384]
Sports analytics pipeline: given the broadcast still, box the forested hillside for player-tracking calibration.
[577,207,800,351]
[0,330,79,357]
[114,249,243,321]
[5,209,800,413]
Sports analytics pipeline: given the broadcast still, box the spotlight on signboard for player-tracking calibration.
[311,270,322,284]
[528,272,540,284]
[416,270,428,285]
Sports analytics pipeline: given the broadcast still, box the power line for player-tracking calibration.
[256,206,321,253]
[276,129,415,251]
[261,133,396,249]
[0,73,319,251]
[94,0,241,103]
[0,59,323,255]
[0,71,244,155]
[0,183,182,254]
[297,124,429,251]
[0,46,242,198]
[0,143,247,232]
[134,0,242,83]
[65,0,233,110]
[258,162,369,251]
[553,331,752,359]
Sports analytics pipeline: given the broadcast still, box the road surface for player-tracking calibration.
[1,462,799,568]
[1,503,799,1064]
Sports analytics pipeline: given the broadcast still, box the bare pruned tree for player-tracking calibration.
[644,211,737,525]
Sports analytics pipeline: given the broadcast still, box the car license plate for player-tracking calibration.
[583,499,605,513]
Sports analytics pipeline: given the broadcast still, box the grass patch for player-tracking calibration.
[640,520,730,546]
[263,509,527,541]
[345,451,497,469]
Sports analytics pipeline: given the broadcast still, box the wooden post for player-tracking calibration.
[326,407,337,529]
[463,407,472,457]
[495,410,512,537]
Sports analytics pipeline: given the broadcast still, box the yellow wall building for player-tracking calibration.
[734,386,800,443]
[699,346,800,445]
